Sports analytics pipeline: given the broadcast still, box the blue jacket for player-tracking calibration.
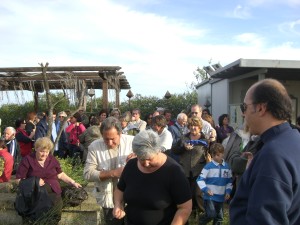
[168,122,183,147]
[35,117,48,140]
[230,122,300,225]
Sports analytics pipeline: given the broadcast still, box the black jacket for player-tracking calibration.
[15,176,53,221]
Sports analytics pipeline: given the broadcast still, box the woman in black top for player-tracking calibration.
[113,130,192,225]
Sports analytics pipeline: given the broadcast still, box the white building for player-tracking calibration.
[196,58,300,129]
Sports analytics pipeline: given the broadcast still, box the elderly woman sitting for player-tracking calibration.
[16,137,81,224]
[113,130,192,225]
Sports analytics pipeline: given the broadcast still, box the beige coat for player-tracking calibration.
[83,134,134,208]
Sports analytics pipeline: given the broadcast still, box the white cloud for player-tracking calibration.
[231,5,252,19]
[0,0,300,106]
[279,19,300,36]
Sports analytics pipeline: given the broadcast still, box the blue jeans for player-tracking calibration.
[199,200,224,225]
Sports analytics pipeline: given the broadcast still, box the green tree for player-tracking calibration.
[119,91,197,118]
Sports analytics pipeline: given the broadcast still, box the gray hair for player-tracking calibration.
[132,130,161,160]
[4,127,16,134]
[177,112,187,120]
[100,116,122,135]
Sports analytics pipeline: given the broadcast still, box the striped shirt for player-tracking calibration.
[197,159,232,202]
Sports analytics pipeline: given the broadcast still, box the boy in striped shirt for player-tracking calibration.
[197,143,232,225]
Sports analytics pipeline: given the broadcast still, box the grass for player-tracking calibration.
[188,203,230,225]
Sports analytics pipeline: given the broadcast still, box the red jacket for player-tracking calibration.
[66,123,86,145]
[16,128,33,157]
[0,148,14,182]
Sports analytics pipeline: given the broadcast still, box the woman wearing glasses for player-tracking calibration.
[172,116,210,215]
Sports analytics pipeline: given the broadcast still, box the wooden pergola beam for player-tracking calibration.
[0,66,131,110]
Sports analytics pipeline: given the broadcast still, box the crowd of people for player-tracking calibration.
[1,78,300,225]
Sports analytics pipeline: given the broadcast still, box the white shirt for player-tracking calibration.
[157,127,173,151]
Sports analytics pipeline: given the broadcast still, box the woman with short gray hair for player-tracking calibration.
[113,129,192,225]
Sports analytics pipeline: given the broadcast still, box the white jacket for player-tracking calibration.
[83,134,134,208]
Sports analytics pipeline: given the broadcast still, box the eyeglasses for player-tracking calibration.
[191,112,198,115]
[240,103,255,113]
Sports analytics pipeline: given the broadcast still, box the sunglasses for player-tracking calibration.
[240,103,255,113]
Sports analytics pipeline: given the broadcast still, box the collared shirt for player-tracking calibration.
[83,134,134,208]
[16,153,63,194]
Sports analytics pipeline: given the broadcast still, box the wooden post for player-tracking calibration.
[34,91,39,112]
[115,89,120,108]
[102,79,108,110]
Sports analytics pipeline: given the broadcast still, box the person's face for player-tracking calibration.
[36,148,50,161]
[120,120,128,129]
[20,121,26,129]
[178,116,187,127]
[189,124,201,136]
[202,111,208,117]
[4,129,14,141]
[138,153,160,169]
[191,106,202,118]
[112,112,120,118]
[212,153,224,164]
[132,110,140,121]
[102,127,121,149]
[100,113,107,121]
[164,113,172,121]
[59,115,65,122]
[70,116,77,124]
[223,117,229,125]
[152,124,162,134]
[146,115,153,125]
[52,114,57,121]
[242,87,259,135]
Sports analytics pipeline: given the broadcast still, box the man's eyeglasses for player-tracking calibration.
[191,112,198,115]
[240,103,255,113]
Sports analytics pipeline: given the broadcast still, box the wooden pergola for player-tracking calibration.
[0,65,131,111]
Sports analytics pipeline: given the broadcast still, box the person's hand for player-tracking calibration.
[205,153,212,163]
[112,167,124,178]
[126,153,137,162]
[113,206,126,219]
[241,151,253,160]
[207,189,214,196]
[242,152,254,169]
[73,182,82,188]
[39,178,45,186]
[225,193,231,200]
[184,143,193,151]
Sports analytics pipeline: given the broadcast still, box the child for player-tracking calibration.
[196,143,232,225]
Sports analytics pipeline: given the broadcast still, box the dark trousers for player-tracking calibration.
[102,208,125,225]
[68,144,82,159]
[199,200,224,225]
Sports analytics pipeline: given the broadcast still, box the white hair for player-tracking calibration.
[5,126,16,134]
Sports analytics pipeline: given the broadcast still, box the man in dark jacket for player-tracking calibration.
[230,79,300,225]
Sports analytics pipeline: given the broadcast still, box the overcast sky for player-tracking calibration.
[0,0,299,104]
